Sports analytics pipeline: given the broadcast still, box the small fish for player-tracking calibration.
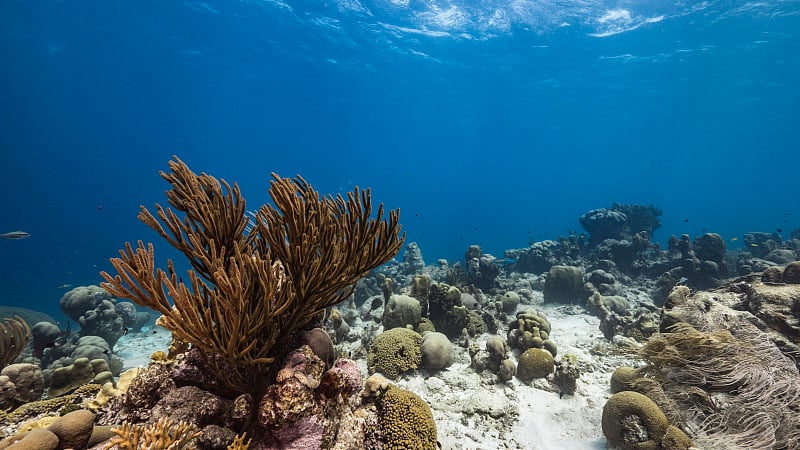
[121,328,128,336]
[56,284,72,289]
[750,243,759,247]
[493,258,517,265]
[776,228,783,233]
[682,219,689,223]
[1,231,30,240]
[730,237,738,242]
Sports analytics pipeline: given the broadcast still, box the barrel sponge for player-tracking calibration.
[601,391,669,450]
[516,348,555,382]
[367,328,422,380]
[377,385,437,450]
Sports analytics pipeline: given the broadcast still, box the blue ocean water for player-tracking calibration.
[1,0,798,319]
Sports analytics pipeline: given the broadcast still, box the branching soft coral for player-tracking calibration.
[100,156,404,396]
[638,321,800,449]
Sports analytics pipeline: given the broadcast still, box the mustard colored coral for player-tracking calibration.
[367,327,422,380]
[377,385,438,450]
[105,417,201,450]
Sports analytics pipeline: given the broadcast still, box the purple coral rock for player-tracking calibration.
[259,377,316,427]
[322,358,364,398]
[271,416,323,449]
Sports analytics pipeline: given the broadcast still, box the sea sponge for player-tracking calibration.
[368,328,422,380]
[376,385,437,450]
[516,348,555,382]
[500,291,520,313]
[497,359,516,383]
[553,354,580,395]
[420,332,454,370]
[601,391,669,450]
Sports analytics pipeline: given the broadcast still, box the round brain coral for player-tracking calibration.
[602,390,669,450]
[377,385,438,450]
[516,348,555,382]
[367,328,422,380]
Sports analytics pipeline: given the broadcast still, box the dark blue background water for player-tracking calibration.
[2,0,798,318]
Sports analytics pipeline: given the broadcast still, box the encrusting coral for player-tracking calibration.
[98,156,405,441]
[0,316,30,369]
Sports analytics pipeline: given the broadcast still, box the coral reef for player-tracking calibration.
[105,416,203,449]
[552,354,580,396]
[507,310,557,356]
[0,364,43,411]
[382,294,422,330]
[90,157,409,447]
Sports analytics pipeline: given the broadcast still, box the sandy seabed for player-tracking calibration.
[113,295,627,450]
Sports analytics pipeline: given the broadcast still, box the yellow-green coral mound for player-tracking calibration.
[377,385,437,450]
[367,328,422,380]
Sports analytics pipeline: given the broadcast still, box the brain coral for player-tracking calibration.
[367,328,422,380]
[601,391,669,450]
[377,385,438,450]
[516,348,555,382]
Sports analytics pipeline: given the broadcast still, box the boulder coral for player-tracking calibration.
[382,294,422,330]
[419,332,454,370]
[543,265,586,304]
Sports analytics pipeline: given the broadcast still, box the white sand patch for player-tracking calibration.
[113,324,172,371]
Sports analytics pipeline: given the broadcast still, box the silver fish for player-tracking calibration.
[1,231,31,240]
